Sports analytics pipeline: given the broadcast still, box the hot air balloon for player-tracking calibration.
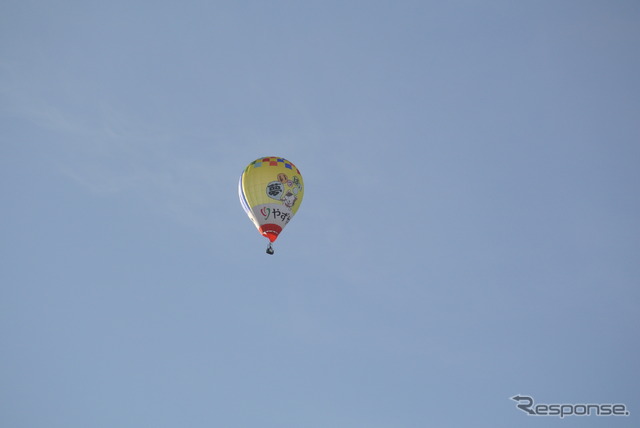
[238,157,304,254]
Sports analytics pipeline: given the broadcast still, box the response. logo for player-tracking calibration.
[511,395,630,418]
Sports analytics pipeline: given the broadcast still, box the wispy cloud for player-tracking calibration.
[1,60,234,231]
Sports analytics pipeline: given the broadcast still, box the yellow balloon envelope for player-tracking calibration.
[238,156,304,254]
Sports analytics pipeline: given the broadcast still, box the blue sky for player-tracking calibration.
[1,1,639,427]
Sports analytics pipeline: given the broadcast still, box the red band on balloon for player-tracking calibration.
[259,224,282,242]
